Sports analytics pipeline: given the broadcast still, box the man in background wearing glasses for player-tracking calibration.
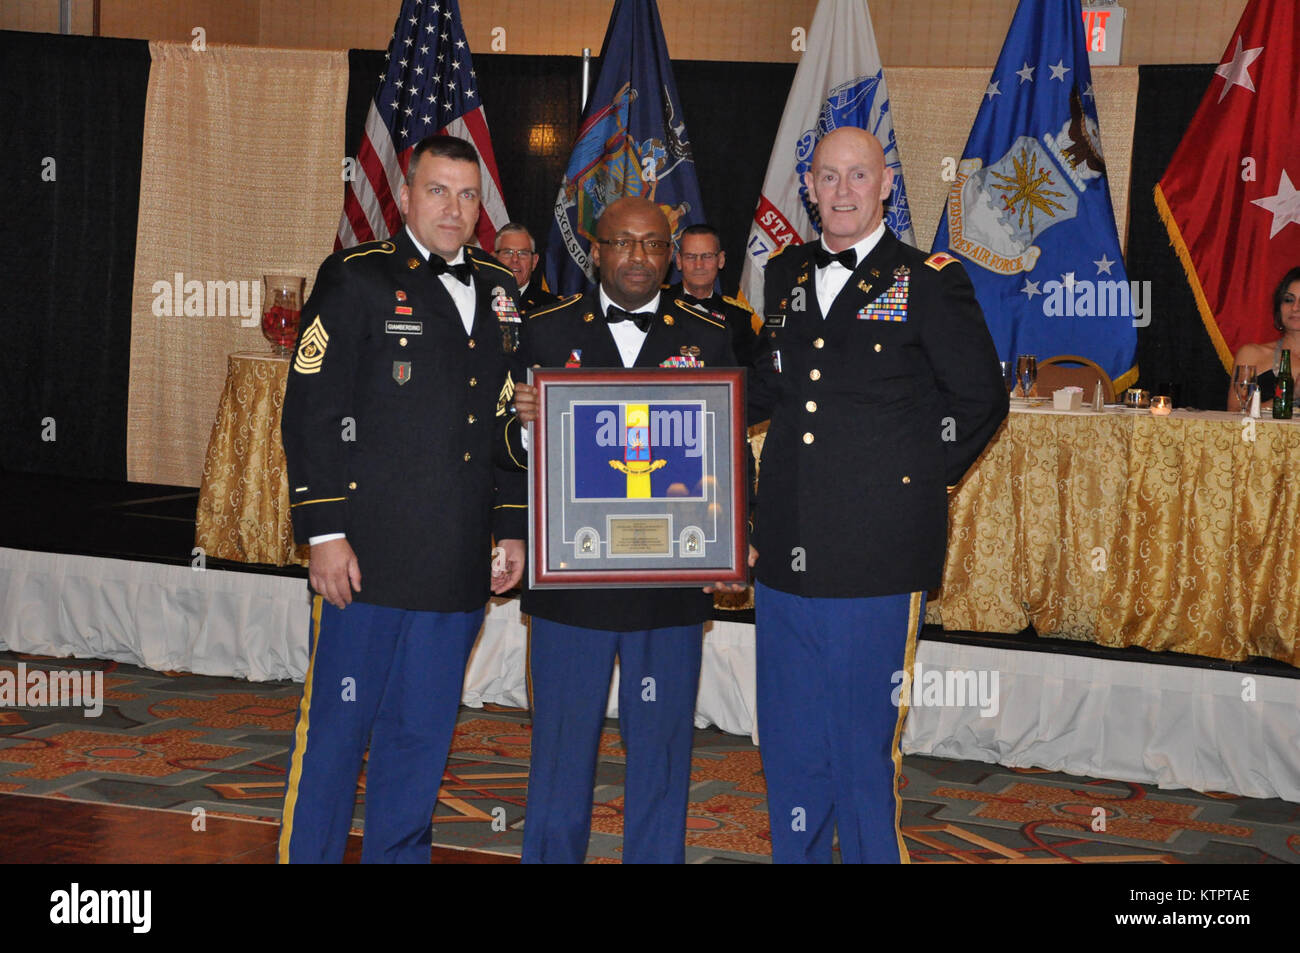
[509,196,739,863]
[493,222,558,315]
[666,223,760,368]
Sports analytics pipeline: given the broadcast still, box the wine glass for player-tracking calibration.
[1016,354,1038,398]
[999,360,1016,395]
[1232,364,1257,410]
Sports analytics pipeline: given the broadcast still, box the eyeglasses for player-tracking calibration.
[494,249,534,260]
[680,252,718,264]
[598,237,671,254]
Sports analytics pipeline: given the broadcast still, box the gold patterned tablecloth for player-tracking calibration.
[930,407,1300,665]
[195,352,309,567]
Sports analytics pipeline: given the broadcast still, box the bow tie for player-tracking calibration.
[813,247,857,271]
[428,255,473,285]
[606,305,653,332]
[680,292,716,308]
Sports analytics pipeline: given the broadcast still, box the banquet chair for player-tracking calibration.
[1036,354,1116,403]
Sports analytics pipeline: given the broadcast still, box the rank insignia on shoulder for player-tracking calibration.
[293,316,329,374]
[926,252,958,271]
[566,349,582,368]
[393,360,411,384]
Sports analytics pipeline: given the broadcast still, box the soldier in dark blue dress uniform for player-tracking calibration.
[509,197,740,863]
[749,127,1008,863]
[277,135,527,863]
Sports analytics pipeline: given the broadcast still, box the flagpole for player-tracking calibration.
[581,48,592,111]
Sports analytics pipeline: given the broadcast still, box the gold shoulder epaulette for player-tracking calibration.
[721,294,753,313]
[342,240,396,262]
[925,252,959,271]
[527,294,581,319]
[468,248,515,278]
[673,298,726,330]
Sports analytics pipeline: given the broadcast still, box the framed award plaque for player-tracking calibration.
[528,367,748,588]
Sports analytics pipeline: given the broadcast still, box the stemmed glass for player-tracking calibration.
[1233,364,1257,411]
[1016,354,1038,399]
[999,360,1016,395]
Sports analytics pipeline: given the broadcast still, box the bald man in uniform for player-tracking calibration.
[748,127,1007,863]
[510,197,739,863]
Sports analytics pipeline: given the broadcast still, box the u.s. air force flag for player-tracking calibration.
[740,0,914,315]
[545,0,706,296]
[571,403,706,500]
[933,0,1137,389]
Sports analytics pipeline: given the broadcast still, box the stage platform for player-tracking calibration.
[1,472,1297,801]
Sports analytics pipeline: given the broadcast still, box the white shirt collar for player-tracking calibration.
[406,226,465,265]
[599,286,660,318]
[819,222,886,269]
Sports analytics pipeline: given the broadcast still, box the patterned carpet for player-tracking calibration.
[1,651,1296,863]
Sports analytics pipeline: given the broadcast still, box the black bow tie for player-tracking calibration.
[429,255,473,285]
[813,247,857,270]
[606,305,653,332]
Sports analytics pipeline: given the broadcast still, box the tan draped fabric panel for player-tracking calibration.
[127,42,347,487]
[889,66,1138,252]
[933,410,1300,666]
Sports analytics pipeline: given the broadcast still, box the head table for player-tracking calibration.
[930,402,1300,666]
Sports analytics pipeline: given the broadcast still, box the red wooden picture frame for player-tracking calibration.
[529,367,748,588]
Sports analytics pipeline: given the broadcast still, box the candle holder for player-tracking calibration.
[262,275,304,357]
[1150,395,1173,416]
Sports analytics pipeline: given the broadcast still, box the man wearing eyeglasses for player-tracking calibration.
[493,222,558,315]
[666,223,760,367]
[508,196,739,863]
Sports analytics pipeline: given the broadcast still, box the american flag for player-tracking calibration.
[336,0,509,251]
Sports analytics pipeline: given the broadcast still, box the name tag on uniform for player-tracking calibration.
[386,320,423,334]
[764,313,786,328]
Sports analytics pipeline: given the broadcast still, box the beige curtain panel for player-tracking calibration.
[127,42,348,487]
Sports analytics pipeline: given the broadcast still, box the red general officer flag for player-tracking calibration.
[1154,0,1300,370]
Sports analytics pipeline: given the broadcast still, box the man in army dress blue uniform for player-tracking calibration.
[510,197,739,863]
[278,135,527,863]
[749,127,1008,863]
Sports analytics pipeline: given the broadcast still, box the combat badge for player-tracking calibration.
[293,316,329,374]
[393,361,412,385]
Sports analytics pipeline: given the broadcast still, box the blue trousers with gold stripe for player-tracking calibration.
[755,582,924,864]
[278,597,483,864]
[522,619,703,864]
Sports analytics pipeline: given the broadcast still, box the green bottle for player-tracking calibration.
[1273,348,1293,419]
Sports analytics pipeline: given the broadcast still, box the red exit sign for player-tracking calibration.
[1082,9,1113,52]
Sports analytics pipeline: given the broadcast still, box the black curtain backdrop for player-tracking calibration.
[0,32,148,479]
[1127,64,1226,409]
[346,51,796,299]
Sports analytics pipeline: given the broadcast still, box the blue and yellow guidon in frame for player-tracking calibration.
[571,402,707,501]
